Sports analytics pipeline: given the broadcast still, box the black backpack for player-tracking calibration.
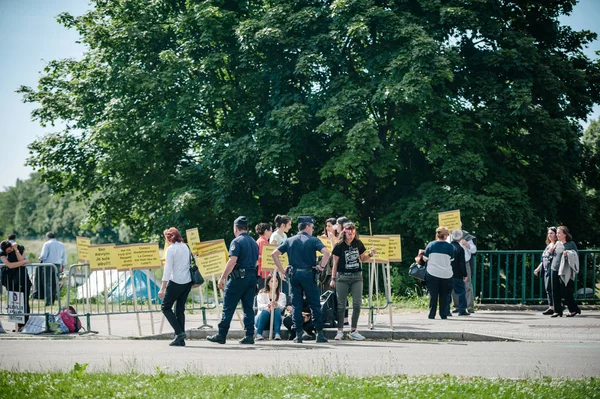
[320,290,338,328]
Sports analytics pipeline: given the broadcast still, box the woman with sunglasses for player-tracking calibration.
[534,227,558,315]
[330,222,375,340]
[549,226,581,317]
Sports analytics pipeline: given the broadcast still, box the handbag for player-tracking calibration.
[408,262,426,281]
[187,246,204,287]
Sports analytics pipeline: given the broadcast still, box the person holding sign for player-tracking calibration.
[271,216,331,343]
[318,218,337,292]
[207,216,259,345]
[158,228,192,347]
[0,240,32,329]
[330,222,375,341]
[422,227,454,319]
[270,215,291,246]
[255,222,273,290]
[254,273,286,340]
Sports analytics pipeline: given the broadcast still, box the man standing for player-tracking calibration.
[451,230,477,314]
[207,216,259,345]
[272,216,331,343]
[448,230,469,316]
[39,232,67,306]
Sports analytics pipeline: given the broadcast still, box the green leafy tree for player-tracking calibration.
[18,0,600,258]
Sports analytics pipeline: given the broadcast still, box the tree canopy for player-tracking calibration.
[19,0,600,252]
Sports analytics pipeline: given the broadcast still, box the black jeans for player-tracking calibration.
[161,281,192,335]
[550,270,579,314]
[425,272,452,319]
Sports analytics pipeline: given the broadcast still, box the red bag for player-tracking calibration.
[59,306,82,333]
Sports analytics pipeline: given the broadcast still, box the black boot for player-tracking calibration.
[316,330,328,343]
[293,330,304,343]
[169,332,186,347]
[207,333,227,344]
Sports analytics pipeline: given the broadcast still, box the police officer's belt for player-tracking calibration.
[230,268,257,279]
[290,267,314,273]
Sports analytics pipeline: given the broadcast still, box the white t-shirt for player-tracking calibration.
[256,292,287,312]
[162,242,192,284]
[269,231,287,246]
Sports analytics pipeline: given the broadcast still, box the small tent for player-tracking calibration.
[76,269,161,303]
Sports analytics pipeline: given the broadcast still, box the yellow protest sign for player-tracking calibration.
[186,228,202,255]
[196,251,227,277]
[114,245,134,270]
[262,244,289,272]
[317,236,334,257]
[76,236,90,263]
[131,243,161,269]
[361,235,390,263]
[438,209,462,232]
[387,235,402,262]
[89,245,116,270]
[198,239,228,263]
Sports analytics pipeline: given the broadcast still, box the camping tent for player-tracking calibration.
[76,269,161,303]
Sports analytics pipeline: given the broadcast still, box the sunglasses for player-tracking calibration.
[344,228,356,233]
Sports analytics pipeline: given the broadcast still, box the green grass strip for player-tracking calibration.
[0,369,598,398]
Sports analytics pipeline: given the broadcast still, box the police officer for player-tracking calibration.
[207,216,259,344]
[271,216,331,343]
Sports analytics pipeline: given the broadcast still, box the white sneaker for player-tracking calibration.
[255,334,265,341]
[349,330,365,341]
[334,331,344,340]
[274,333,281,341]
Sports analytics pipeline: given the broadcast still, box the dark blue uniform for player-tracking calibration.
[277,232,325,333]
[218,232,259,338]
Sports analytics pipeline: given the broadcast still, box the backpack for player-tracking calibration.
[320,290,338,328]
[59,306,82,333]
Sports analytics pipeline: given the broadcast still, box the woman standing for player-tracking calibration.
[158,227,192,346]
[255,273,286,340]
[0,240,32,330]
[550,226,581,318]
[269,215,291,246]
[255,222,273,290]
[422,227,454,319]
[533,227,557,315]
[319,218,337,292]
[330,222,375,340]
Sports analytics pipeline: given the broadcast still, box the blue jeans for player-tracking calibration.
[255,309,282,334]
[218,273,257,337]
[290,270,323,332]
[446,277,467,314]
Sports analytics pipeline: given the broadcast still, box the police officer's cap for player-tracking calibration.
[234,216,248,226]
[297,216,315,225]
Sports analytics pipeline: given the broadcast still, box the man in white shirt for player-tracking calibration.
[39,232,67,306]
[452,230,477,313]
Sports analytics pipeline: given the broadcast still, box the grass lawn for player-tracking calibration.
[0,369,597,398]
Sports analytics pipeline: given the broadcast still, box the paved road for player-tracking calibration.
[1,339,599,378]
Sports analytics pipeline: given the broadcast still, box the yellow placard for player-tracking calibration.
[114,245,134,270]
[186,228,202,255]
[376,235,402,262]
[438,209,462,232]
[198,239,228,262]
[262,244,289,272]
[89,244,116,270]
[76,236,90,263]
[131,243,161,269]
[196,251,227,277]
[317,236,334,257]
[361,235,390,263]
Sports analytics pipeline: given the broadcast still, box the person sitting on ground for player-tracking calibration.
[255,273,286,340]
[283,294,315,340]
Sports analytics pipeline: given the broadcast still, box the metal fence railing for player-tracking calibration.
[472,250,600,304]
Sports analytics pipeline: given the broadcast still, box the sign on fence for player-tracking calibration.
[7,291,25,323]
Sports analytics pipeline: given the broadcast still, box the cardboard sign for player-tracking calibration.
[317,236,334,257]
[89,245,117,270]
[131,243,161,269]
[114,245,134,270]
[186,228,202,255]
[262,244,289,272]
[196,251,227,277]
[387,235,402,262]
[361,235,390,263]
[438,209,462,232]
[7,291,25,323]
[198,239,228,263]
[76,236,90,263]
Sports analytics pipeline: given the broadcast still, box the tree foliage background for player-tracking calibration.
[17,0,600,256]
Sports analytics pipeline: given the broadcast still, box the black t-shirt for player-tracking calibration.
[0,245,31,291]
[332,240,367,273]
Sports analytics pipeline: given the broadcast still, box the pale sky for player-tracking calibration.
[0,0,598,191]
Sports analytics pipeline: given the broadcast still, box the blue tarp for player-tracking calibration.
[107,270,161,303]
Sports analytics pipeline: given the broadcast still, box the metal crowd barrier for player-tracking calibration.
[0,263,61,330]
[63,264,217,336]
[472,250,600,304]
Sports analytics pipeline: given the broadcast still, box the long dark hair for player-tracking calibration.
[545,227,557,245]
[274,215,291,229]
[260,273,281,301]
[557,225,573,242]
[323,218,337,237]
[335,222,361,247]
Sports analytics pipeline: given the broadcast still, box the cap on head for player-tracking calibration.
[297,216,315,225]
[234,216,248,227]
